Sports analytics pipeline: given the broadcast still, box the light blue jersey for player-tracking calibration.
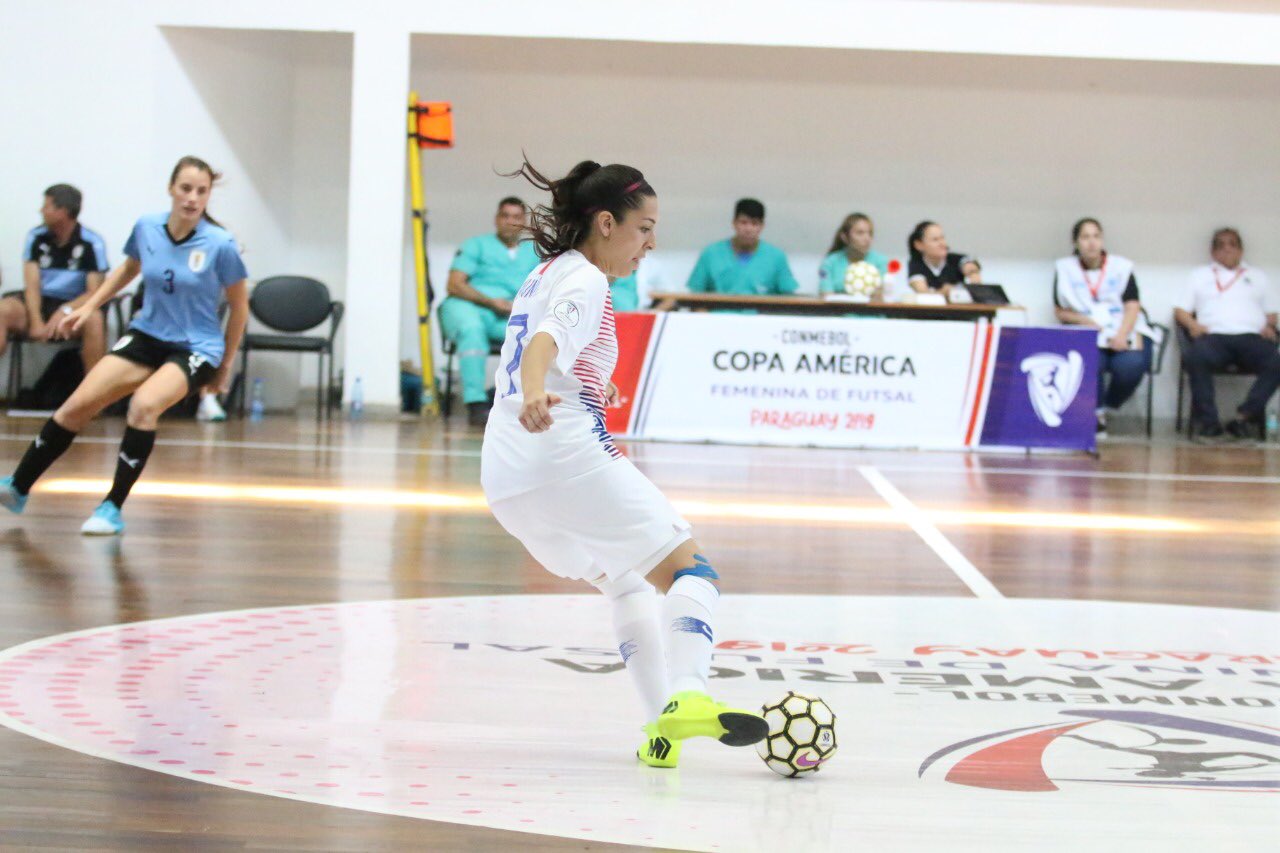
[23,223,110,300]
[123,213,248,366]
[686,239,798,296]
[818,249,889,293]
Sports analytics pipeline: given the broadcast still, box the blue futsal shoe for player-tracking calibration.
[81,500,125,536]
[0,476,27,515]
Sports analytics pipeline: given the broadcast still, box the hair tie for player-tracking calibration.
[584,181,644,217]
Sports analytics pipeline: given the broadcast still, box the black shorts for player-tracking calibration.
[40,296,70,322]
[109,329,218,392]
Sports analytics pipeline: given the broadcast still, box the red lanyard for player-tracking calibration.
[1082,257,1107,299]
[1214,265,1245,294]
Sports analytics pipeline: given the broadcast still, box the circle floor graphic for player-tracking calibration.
[0,596,1276,851]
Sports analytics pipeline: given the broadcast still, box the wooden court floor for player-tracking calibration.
[0,414,1276,850]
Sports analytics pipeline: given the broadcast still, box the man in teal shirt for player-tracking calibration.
[687,198,798,297]
[440,197,540,425]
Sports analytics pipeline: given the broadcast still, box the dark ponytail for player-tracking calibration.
[907,220,936,262]
[505,157,655,260]
[169,155,225,229]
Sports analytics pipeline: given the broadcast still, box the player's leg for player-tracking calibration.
[591,569,669,720]
[82,361,191,535]
[2,354,151,514]
[589,568,681,768]
[571,460,766,751]
[76,308,107,372]
[649,541,764,747]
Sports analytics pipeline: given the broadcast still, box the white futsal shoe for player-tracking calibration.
[197,394,227,422]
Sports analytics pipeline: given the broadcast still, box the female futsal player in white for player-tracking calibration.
[482,159,767,768]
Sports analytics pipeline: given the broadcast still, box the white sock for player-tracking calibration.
[593,571,668,721]
[663,574,719,695]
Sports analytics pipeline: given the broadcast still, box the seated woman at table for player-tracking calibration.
[1053,217,1157,436]
[906,220,976,299]
[819,213,889,298]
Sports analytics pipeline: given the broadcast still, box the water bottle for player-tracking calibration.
[249,378,265,423]
[1266,402,1278,443]
[350,376,364,420]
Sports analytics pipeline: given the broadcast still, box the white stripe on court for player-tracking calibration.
[2,432,1278,485]
[857,464,1004,599]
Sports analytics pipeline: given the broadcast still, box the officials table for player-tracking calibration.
[646,291,1028,323]
[605,310,1097,452]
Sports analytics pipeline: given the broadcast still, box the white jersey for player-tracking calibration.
[1178,263,1275,335]
[481,250,623,502]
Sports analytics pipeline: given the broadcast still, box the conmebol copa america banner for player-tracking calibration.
[605,313,1098,451]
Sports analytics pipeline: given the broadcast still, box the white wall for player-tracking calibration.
[408,35,1280,419]
[0,14,350,409]
[4,2,1279,419]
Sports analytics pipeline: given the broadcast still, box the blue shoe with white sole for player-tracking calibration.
[81,500,125,536]
[0,476,27,515]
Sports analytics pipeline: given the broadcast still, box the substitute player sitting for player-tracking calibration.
[481,158,767,768]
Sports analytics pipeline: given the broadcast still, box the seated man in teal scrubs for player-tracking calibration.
[440,197,540,425]
[687,198,798,297]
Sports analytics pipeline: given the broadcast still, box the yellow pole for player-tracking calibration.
[407,92,440,416]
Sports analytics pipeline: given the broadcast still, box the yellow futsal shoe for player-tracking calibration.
[657,691,769,747]
[637,721,681,768]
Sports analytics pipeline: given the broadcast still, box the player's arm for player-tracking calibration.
[64,271,105,311]
[209,280,249,393]
[57,257,141,337]
[518,332,561,433]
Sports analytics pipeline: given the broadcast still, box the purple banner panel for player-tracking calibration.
[979,326,1098,451]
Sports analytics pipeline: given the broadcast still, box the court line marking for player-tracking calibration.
[857,465,1004,600]
[2,432,1279,485]
[0,432,482,459]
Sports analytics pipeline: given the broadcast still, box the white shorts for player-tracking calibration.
[488,458,692,582]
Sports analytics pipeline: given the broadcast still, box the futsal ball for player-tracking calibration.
[756,691,838,777]
[843,260,881,298]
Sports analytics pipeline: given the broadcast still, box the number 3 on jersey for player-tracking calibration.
[502,313,530,397]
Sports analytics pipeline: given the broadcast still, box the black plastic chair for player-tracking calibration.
[1141,322,1170,438]
[2,288,127,403]
[1174,321,1274,436]
[235,277,343,420]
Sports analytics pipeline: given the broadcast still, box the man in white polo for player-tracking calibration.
[1174,228,1280,440]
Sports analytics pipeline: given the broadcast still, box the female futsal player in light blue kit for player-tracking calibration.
[481,158,768,767]
[1,156,249,535]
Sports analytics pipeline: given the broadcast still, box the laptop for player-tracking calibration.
[964,283,1011,305]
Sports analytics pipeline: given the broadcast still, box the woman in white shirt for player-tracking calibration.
[1054,217,1157,436]
[482,158,767,769]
